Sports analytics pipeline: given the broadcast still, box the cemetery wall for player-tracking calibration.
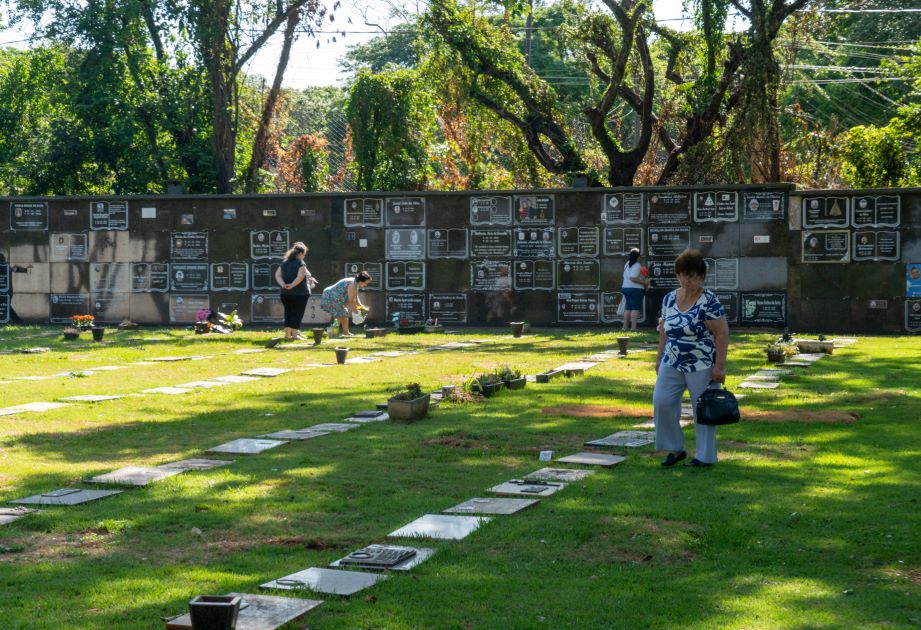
[0,184,919,333]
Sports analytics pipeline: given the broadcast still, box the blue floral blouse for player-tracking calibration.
[660,289,725,373]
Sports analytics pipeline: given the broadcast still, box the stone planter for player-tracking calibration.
[424,324,445,334]
[766,351,786,363]
[312,328,325,345]
[441,385,457,398]
[397,325,424,335]
[63,328,81,341]
[616,336,629,355]
[388,394,430,422]
[471,381,505,397]
[535,369,563,383]
[510,321,525,338]
[334,347,349,364]
[794,339,834,354]
[188,595,241,630]
[91,327,106,342]
[504,377,527,390]
[365,327,387,338]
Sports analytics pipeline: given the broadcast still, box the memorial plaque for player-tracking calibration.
[259,429,330,441]
[490,479,565,497]
[344,262,383,290]
[557,259,599,290]
[89,200,128,230]
[703,258,739,290]
[0,295,8,324]
[386,261,425,290]
[648,225,691,257]
[251,294,283,323]
[141,387,192,395]
[427,228,468,259]
[50,233,88,262]
[170,231,208,260]
[803,196,849,229]
[602,192,643,224]
[445,497,539,515]
[169,294,209,323]
[131,262,169,292]
[331,544,435,572]
[906,299,921,332]
[0,262,8,293]
[742,191,786,221]
[514,227,555,258]
[694,191,738,222]
[907,263,921,298]
[385,228,426,260]
[209,438,287,455]
[303,423,358,433]
[211,262,249,291]
[158,459,233,471]
[170,262,209,292]
[713,291,738,324]
[558,227,599,257]
[166,593,322,630]
[92,292,129,322]
[513,260,554,291]
[852,230,899,261]
[87,465,183,486]
[345,197,384,227]
[600,291,644,324]
[802,230,851,263]
[429,293,467,323]
[303,294,330,324]
[585,430,655,447]
[50,293,90,323]
[852,195,900,228]
[386,293,426,321]
[11,202,48,230]
[470,229,513,257]
[556,452,626,467]
[741,292,786,326]
[514,194,554,224]
[388,514,490,540]
[557,292,599,323]
[262,567,386,596]
[251,262,280,291]
[525,467,595,482]
[470,195,512,225]
[90,263,129,293]
[471,260,511,291]
[11,488,122,506]
[602,227,643,256]
[250,229,289,259]
[386,197,425,226]
[647,191,690,224]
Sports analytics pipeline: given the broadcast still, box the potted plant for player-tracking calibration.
[388,382,430,421]
[467,372,505,396]
[765,342,787,363]
[312,327,326,345]
[194,308,213,334]
[334,346,349,364]
[497,365,526,390]
[91,325,106,342]
[70,314,95,331]
[509,321,525,338]
[62,327,81,340]
[188,595,241,630]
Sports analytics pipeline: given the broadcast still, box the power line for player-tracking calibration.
[820,8,921,13]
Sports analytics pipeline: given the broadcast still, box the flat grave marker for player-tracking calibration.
[241,367,290,377]
[345,410,389,423]
[0,402,69,414]
[210,375,261,383]
[176,380,230,389]
[261,568,386,596]
[11,488,122,506]
[388,514,490,540]
[142,387,193,395]
[165,592,322,630]
[150,356,194,362]
[489,479,566,497]
[330,544,435,572]
[444,497,539,515]
[232,348,268,354]
[585,431,655,448]
[302,423,358,433]
[87,465,183,486]
[745,373,781,382]
[525,467,595,482]
[157,459,233,471]
[782,361,811,368]
[259,430,331,441]
[0,507,35,526]
[790,353,825,362]
[208,438,287,455]
[556,452,627,467]
[59,394,124,402]
[739,381,780,389]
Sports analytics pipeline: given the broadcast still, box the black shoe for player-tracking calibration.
[661,451,687,467]
[685,458,713,468]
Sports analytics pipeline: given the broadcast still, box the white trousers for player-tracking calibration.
[653,364,718,463]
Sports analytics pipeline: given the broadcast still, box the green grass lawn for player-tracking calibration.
[0,326,919,629]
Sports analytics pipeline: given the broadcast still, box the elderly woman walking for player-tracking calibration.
[654,249,729,467]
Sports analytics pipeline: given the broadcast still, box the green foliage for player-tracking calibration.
[839,124,911,188]
[339,23,421,73]
[299,138,329,192]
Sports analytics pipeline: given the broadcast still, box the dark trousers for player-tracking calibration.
[280,294,309,329]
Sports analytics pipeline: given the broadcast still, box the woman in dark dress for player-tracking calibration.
[272,242,316,343]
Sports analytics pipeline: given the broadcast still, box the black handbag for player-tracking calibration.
[696,383,740,426]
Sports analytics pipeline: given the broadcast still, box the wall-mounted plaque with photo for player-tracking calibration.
[470,229,513,257]
[802,230,851,263]
[558,226,599,258]
[557,259,600,290]
[343,262,383,290]
[91,292,129,322]
[471,260,511,291]
[170,262,209,292]
[250,294,283,323]
[249,229,289,260]
[171,231,208,260]
[703,258,740,290]
[50,233,88,262]
[514,227,555,258]
[0,263,9,293]
[906,299,921,332]
[648,225,691,257]
[90,262,130,293]
[852,195,900,228]
[513,260,555,290]
[742,191,785,221]
[852,230,899,262]
[11,202,48,231]
[385,197,425,226]
[647,258,679,289]
[802,196,849,229]
[602,192,643,224]
[602,226,643,256]
[251,261,281,290]
[50,293,90,323]
[741,292,786,326]
[0,295,9,323]
[427,228,468,259]
[558,292,599,323]
[693,191,738,223]
[386,261,426,290]
[344,197,383,227]
[646,191,690,224]
[385,228,426,260]
[131,262,169,292]
[470,195,512,225]
[712,291,738,324]
[386,293,426,322]
[907,263,921,298]
[90,200,128,230]
[211,262,249,291]
[429,293,468,324]
[600,291,646,324]
[513,194,554,224]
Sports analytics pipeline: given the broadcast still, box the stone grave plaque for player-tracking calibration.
[11,201,49,230]
[513,194,554,224]
[176,380,229,389]
[91,292,129,323]
[208,438,287,455]
[558,259,599,290]
[585,431,655,448]
[746,373,780,382]
[703,258,739,291]
[261,567,386,596]
[445,497,539,515]
[388,514,490,540]
[790,353,824,362]
[428,293,467,324]
[713,290,738,324]
[131,262,169,292]
[557,292,599,323]
[694,191,738,222]
[169,295,210,324]
[170,231,208,260]
[470,229,512,257]
[345,197,384,227]
[211,262,249,291]
[0,262,9,293]
[739,381,780,389]
[647,191,690,224]
[259,430,331,441]
[648,225,691,257]
[87,465,183,486]
[741,292,786,326]
[3,401,68,413]
[757,369,790,376]
[330,544,435,572]
[60,394,124,402]
[250,230,289,259]
[50,233,88,261]
[556,452,626,467]
[1,293,13,323]
[802,230,850,263]
[525,468,595,483]
[50,293,91,323]
[489,479,565,497]
[158,459,233,471]
[302,423,358,433]
[470,195,512,225]
[251,262,280,291]
[11,488,122,506]
[343,263,383,291]
[558,226,599,258]
[150,356,193,362]
[386,292,426,322]
[251,293,284,323]
[513,260,555,291]
[241,367,290,377]
[602,192,643,224]
[853,230,899,261]
[427,228,467,259]
[556,361,599,372]
[742,190,786,222]
[852,195,899,228]
[385,229,426,260]
[345,410,389,423]
[386,261,425,290]
[170,263,209,292]
[165,593,322,630]
[602,226,643,256]
[514,227,554,258]
[0,507,35,526]
[470,260,511,291]
[802,196,849,229]
[386,197,425,226]
[90,200,128,230]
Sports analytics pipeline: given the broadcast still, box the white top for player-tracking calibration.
[622,262,645,289]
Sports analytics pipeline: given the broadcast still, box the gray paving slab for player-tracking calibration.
[345,411,389,423]
[10,488,122,506]
[745,373,781,382]
[330,544,435,572]
[790,353,825,362]
[165,593,322,630]
[489,479,566,497]
[388,514,490,540]
[208,438,288,455]
[302,423,358,433]
[241,368,291,377]
[556,361,600,372]
[86,465,184,486]
[1,402,69,413]
[259,430,331,441]
[556,452,627,467]
[585,431,655,448]
[634,417,693,428]
[176,380,230,389]
[0,507,36,525]
[59,394,125,402]
[260,567,386,596]
[157,458,234,471]
[150,356,194,362]
[210,375,261,383]
[141,387,193,395]
[739,381,780,389]
[444,497,539,515]
[524,467,595,482]
[232,348,268,354]
[783,361,811,368]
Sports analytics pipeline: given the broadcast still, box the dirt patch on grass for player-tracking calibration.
[541,404,650,418]
[424,431,495,450]
[0,531,112,563]
[567,516,698,566]
[742,410,860,423]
